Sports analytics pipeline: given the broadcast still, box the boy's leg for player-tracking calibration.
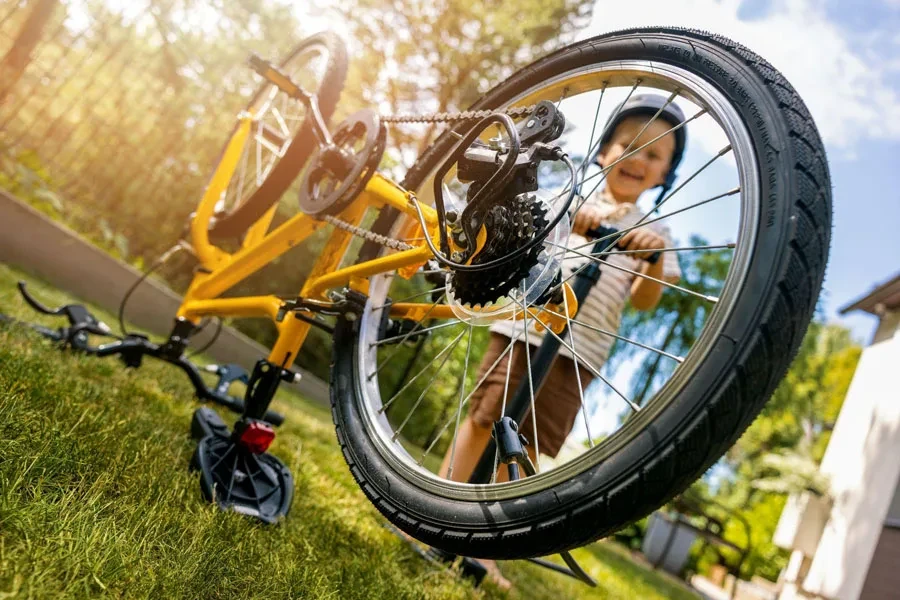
[438,415,538,483]
[438,416,492,482]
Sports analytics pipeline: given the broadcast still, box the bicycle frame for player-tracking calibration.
[176,114,442,369]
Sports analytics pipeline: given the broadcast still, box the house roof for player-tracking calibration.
[839,272,900,315]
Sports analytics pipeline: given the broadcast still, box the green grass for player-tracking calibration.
[0,264,699,599]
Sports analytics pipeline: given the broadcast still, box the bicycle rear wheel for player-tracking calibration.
[207,32,347,239]
[331,27,830,559]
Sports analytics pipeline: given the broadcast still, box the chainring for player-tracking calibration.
[449,193,549,307]
[298,108,386,217]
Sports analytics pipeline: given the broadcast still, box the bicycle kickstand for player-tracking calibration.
[492,417,597,587]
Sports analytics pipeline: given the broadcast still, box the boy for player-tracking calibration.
[439,93,686,484]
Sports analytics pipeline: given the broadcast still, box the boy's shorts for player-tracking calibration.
[468,332,594,458]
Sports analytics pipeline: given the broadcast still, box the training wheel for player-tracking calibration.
[190,411,293,524]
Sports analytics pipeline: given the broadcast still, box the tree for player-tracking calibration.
[0,0,59,104]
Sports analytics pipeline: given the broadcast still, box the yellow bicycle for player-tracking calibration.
[7,27,831,563]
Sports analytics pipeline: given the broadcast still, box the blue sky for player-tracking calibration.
[576,0,900,343]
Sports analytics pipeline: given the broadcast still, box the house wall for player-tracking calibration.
[800,311,900,600]
[856,526,900,600]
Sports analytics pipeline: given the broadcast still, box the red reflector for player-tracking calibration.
[238,421,275,454]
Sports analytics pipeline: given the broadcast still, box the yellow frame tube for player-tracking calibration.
[190,115,253,270]
[190,211,327,300]
[179,296,283,323]
[178,168,442,368]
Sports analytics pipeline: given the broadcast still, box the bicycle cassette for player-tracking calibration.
[298,108,386,217]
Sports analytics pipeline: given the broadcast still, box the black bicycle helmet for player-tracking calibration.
[591,93,687,204]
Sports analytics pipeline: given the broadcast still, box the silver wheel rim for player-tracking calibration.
[354,59,759,501]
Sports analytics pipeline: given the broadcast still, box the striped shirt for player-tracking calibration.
[490,191,681,367]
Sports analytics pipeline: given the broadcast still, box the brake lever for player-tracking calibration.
[17,281,63,315]
[17,281,115,336]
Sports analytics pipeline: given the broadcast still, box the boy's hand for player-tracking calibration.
[617,228,666,260]
[572,205,606,236]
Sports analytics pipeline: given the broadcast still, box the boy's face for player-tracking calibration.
[595,116,677,203]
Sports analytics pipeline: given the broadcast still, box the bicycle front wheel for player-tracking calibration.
[207,32,348,239]
[331,27,830,559]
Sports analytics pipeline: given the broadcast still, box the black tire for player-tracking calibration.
[331,27,831,559]
[208,32,348,240]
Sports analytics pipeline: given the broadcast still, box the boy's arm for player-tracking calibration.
[630,260,667,310]
[619,228,680,311]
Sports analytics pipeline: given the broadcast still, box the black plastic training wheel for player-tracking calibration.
[207,32,348,240]
[330,27,831,560]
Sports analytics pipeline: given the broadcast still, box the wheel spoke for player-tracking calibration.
[522,301,641,413]
[419,336,517,463]
[540,306,685,363]
[549,242,720,303]
[446,323,475,481]
[578,81,608,183]
[380,328,467,413]
[373,286,446,310]
[562,286,593,448]
[371,316,461,347]
[492,308,519,483]
[270,105,291,138]
[519,281,541,471]
[576,79,641,192]
[510,296,641,414]
[575,89,679,212]
[573,107,708,202]
[599,243,735,258]
[255,121,264,185]
[371,297,444,378]
[391,331,466,440]
[231,133,252,208]
[568,186,740,254]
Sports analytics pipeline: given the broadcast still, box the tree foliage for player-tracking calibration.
[700,322,860,581]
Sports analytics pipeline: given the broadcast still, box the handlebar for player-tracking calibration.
[5,282,285,426]
[583,224,661,265]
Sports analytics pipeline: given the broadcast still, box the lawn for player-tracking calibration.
[0,263,699,599]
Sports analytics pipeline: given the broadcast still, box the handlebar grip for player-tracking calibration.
[584,225,661,265]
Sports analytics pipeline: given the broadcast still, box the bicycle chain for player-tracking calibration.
[380,105,536,124]
[323,215,414,251]
[326,106,537,249]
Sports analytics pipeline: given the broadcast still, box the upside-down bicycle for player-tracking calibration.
[2,27,831,577]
